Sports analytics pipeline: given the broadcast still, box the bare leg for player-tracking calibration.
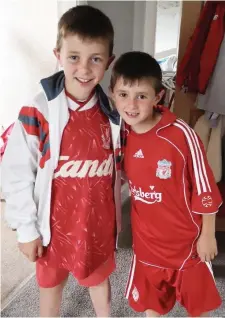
[39,278,68,317]
[146,309,161,317]
[89,278,111,317]
[200,313,209,317]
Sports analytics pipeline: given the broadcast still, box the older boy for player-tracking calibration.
[2,5,122,317]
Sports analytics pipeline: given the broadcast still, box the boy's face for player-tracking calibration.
[111,77,163,130]
[55,34,114,100]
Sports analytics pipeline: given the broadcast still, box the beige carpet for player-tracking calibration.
[1,202,35,309]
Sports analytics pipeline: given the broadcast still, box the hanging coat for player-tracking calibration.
[176,1,225,94]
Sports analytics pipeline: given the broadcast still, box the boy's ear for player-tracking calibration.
[106,54,115,70]
[108,87,116,109]
[156,89,165,104]
[108,86,114,101]
[53,48,61,62]
[54,48,63,69]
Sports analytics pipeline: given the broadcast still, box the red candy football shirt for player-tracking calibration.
[38,92,116,279]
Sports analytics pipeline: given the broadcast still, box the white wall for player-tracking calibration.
[155,1,181,58]
[57,0,88,18]
[132,1,145,51]
[0,0,60,128]
[132,1,181,59]
[91,1,135,92]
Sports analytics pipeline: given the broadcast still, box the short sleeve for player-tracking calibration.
[187,133,223,214]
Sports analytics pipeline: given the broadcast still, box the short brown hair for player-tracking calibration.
[56,5,114,56]
[111,51,163,94]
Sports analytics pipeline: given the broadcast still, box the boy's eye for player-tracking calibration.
[69,56,78,61]
[92,57,102,63]
[137,95,147,100]
[119,93,127,98]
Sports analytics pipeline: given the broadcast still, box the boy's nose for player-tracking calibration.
[128,100,138,110]
[79,60,90,73]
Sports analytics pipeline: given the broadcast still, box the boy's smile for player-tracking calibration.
[125,112,140,118]
[55,34,114,100]
[75,77,93,83]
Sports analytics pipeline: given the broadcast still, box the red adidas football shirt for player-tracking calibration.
[38,92,116,279]
[124,107,222,270]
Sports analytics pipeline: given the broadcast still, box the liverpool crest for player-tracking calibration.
[132,286,139,302]
[156,159,172,179]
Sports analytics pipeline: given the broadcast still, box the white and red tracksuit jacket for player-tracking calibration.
[1,71,122,246]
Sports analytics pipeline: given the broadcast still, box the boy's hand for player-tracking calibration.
[18,237,43,262]
[197,234,218,262]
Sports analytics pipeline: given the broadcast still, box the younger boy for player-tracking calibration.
[2,5,122,317]
[110,51,222,317]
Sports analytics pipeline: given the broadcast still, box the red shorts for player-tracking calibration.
[36,253,115,288]
[125,255,222,316]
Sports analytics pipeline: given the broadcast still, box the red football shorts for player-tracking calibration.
[36,253,115,288]
[125,255,222,316]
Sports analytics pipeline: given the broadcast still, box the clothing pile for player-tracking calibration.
[158,55,177,110]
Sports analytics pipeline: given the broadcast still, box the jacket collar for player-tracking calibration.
[40,71,120,125]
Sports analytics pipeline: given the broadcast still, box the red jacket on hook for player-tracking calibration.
[176,1,225,94]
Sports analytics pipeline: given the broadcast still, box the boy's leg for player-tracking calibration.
[145,309,160,317]
[36,262,69,317]
[79,253,115,317]
[89,278,111,317]
[40,278,68,317]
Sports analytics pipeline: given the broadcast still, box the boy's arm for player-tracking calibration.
[2,111,40,243]
[197,214,218,262]
[201,213,216,236]
[186,131,222,261]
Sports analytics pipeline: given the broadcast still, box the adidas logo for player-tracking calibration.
[133,149,144,158]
